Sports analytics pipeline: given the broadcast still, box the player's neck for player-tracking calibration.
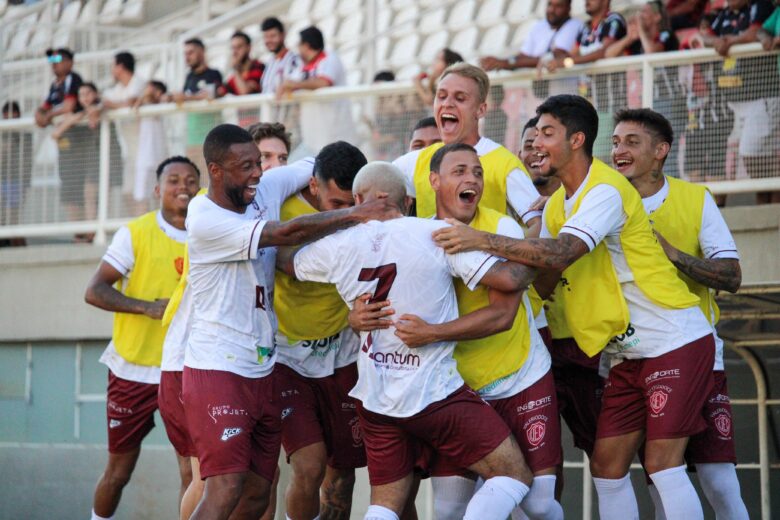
[300,186,320,211]
[445,131,481,147]
[207,187,247,214]
[160,207,187,230]
[632,169,665,198]
[559,155,593,198]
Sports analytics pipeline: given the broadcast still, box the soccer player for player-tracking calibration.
[84,155,201,520]
[433,94,716,520]
[274,141,368,520]
[392,63,541,233]
[182,125,394,520]
[408,116,441,152]
[520,117,561,198]
[248,121,291,171]
[278,161,537,520]
[612,108,747,519]
[359,144,564,519]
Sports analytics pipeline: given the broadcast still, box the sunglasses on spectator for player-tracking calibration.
[47,54,63,64]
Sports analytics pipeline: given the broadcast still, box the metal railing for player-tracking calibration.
[0,43,777,243]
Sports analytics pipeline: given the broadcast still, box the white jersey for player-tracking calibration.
[161,283,191,372]
[540,169,713,360]
[393,136,542,225]
[99,210,186,384]
[184,158,314,378]
[294,217,499,418]
[642,178,740,371]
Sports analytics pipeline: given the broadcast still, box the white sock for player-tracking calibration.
[431,475,476,520]
[463,476,529,520]
[90,510,113,520]
[518,475,563,520]
[695,463,749,520]
[647,484,668,520]
[592,474,639,520]
[364,504,399,520]
[649,465,703,520]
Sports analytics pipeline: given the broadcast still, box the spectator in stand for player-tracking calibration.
[370,70,412,160]
[52,82,102,240]
[759,0,780,49]
[277,25,355,155]
[481,0,584,72]
[225,31,264,95]
[0,101,33,246]
[666,0,708,30]
[413,48,463,107]
[247,121,291,171]
[698,0,778,203]
[35,48,82,128]
[133,81,169,207]
[409,116,441,152]
[171,38,224,178]
[606,1,680,56]
[102,51,147,216]
[260,17,301,95]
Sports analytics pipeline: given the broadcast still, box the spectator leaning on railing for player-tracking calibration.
[0,101,32,246]
[605,1,679,57]
[481,0,584,73]
[413,48,463,107]
[759,0,780,50]
[260,17,301,95]
[102,51,147,216]
[225,31,264,95]
[697,0,778,203]
[133,81,169,206]
[35,47,82,129]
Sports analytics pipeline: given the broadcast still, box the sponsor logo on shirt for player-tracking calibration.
[207,404,248,423]
[281,407,293,420]
[221,427,243,441]
[368,350,420,370]
[301,334,341,357]
[109,419,122,429]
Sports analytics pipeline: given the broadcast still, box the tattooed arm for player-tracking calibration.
[656,232,742,293]
[433,221,590,271]
[84,262,169,319]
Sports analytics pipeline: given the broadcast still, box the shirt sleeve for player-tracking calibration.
[603,14,627,40]
[540,206,553,239]
[506,168,542,224]
[261,157,316,203]
[553,19,584,53]
[293,233,342,283]
[520,22,542,55]
[447,249,500,291]
[392,150,421,197]
[103,226,134,276]
[699,191,740,260]
[496,216,526,240]
[315,55,343,86]
[751,0,774,25]
[763,8,780,33]
[559,184,624,251]
[188,209,267,263]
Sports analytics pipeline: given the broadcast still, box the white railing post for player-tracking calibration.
[95,119,111,246]
[642,58,654,109]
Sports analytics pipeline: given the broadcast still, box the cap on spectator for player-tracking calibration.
[46,47,74,60]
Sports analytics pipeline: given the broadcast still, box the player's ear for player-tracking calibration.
[403,195,413,214]
[354,192,365,205]
[153,182,161,200]
[207,161,221,181]
[476,101,488,120]
[655,141,671,163]
[429,171,440,191]
[570,130,585,151]
[308,175,319,196]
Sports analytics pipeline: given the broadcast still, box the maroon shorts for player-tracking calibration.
[158,370,195,458]
[276,363,366,469]
[548,337,603,456]
[686,370,737,464]
[357,386,510,486]
[538,327,553,350]
[597,335,716,441]
[182,367,281,481]
[106,370,158,454]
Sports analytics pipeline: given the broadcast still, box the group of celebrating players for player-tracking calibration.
[85,61,747,520]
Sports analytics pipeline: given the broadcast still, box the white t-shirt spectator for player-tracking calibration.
[521,17,584,57]
[294,217,499,418]
[100,210,187,384]
[642,178,740,370]
[292,50,356,153]
[539,170,712,361]
[103,74,147,195]
[261,48,301,94]
[184,158,314,378]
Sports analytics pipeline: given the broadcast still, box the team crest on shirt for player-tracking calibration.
[649,389,669,414]
[526,420,546,447]
[174,256,184,275]
[714,413,732,437]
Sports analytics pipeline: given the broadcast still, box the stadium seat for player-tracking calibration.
[318,15,339,42]
[374,35,391,65]
[287,0,312,21]
[476,0,506,28]
[449,26,478,58]
[122,0,145,24]
[0,0,7,17]
[571,0,586,17]
[506,0,536,24]
[346,68,362,85]
[419,30,450,64]
[311,0,337,20]
[478,23,510,57]
[510,18,539,49]
[58,1,82,25]
[337,0,361,17]
[396,62,421,80]
[135,61,156,82]
[389,33,420,68]
[100,0,123,24]
[78,0,99,24]
[336,11,363,45]
[389,6,418,38]
[7,13,36,59]
[536,0,548,17]
[418,5,448,35]
[447,0,477,31]
[339,46,361,69]
[376,6,392,33]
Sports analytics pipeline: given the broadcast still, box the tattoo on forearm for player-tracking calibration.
[320,475,353,520]
[672,254,741,293]
[485,233,588,270]
[263,208,356,248]
[88,283,147,314]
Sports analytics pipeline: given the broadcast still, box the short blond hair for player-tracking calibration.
[439,62,490,104]
[353,161,407,209]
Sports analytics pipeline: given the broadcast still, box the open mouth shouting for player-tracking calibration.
[458,187,478,205]
[535,152,550,170]
[613,157,634,174]
[439,112,459,135]
[245,182,259,199]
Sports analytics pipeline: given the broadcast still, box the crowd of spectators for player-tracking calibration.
[1,1,779,244]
